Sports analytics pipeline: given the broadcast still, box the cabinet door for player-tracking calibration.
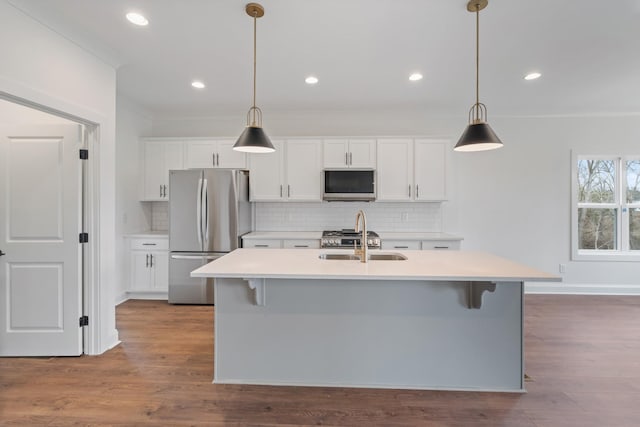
[248,140,285,201]
[164,142,184,199]
[143,142,166,200]
[185,141,217,169]
[243,239,282,248]
[376,139,413,201]
[323,139,349,168]
[130,252,152,291]
[414,139,447,201]
[349,139,376,168]
[216,139,247,169]
[286,139,322,201]
[151,251,169,291]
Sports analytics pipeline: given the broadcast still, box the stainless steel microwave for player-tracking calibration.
[323,169,376,201]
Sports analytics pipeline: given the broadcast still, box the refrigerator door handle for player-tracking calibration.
[196,177,203,247]
[202,178,209,246]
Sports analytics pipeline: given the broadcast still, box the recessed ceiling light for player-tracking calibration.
[409,73,423,81]
[126,12,149,26]
[191,81,205,89]
[524,72,542,81]
[305,76,319,85]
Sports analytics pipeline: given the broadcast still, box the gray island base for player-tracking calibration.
[192,249,560,392]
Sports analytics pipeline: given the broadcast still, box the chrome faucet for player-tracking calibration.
[354,210,368,263]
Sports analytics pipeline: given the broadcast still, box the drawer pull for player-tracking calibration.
[394,246,409,249]
[254,244,269,248]
[434,246,449,249]
[142,243,157,246]
[294,245,309,248]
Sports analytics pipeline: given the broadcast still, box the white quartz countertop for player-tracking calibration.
[125,231,168,238]
[243,231,322,239]
[191,248,560,283]
[242,231,462,241]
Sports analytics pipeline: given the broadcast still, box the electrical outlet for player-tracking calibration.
[559,264,566,274]
[401,212,409,222]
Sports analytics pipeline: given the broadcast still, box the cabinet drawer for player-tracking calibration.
[421,240,461,250]
[381,240,421,250]
[243,239,282,249]
[130,238,169,251]
[282,239,320,249]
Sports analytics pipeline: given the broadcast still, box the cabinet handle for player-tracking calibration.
[216,153,220,167]
[164,185,167,197]
[212,153,216,166]
[280,185,283,198]
[146,254,149,267]
[150,254,154,267]
[345,152,348,166]
[416,185,419,199]
[294,245,309,248]
[255,244,269,248]
[408,185,411,197]
[394,246,409,249]
[159,185,163,198]
[142,243,157,246]
[349,152,353,165]
[288,185,291,197]
[434,246,450,249]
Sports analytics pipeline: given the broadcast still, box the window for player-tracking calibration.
[572,153,640,260]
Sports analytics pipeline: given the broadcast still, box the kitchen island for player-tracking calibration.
[191,248,559,392]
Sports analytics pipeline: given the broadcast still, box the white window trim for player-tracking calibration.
[571,151,640,261]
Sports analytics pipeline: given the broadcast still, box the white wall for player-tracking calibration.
[151,111,640,292]
[0,1,118,353]
[115,95,153,303]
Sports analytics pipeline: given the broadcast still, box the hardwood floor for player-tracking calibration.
[1,295,639,426]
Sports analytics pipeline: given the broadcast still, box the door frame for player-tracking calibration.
[1,85,110,355]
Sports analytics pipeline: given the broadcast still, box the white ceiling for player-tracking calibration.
[7,0,640,118]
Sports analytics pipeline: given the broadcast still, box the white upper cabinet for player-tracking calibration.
[249,139,322,202]
[185,139,246,169]
[414,139,447,201]
[248,140,285,201]
[142,140,184,201]
[323,138,376,169]
[376,138,448,202]
[286,140,323,201]
[376,139,413,201]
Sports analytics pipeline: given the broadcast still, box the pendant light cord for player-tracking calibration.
[252,11,257,125]
[475,5,480,122]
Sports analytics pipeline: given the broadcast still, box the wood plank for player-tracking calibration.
[0,296,639,425]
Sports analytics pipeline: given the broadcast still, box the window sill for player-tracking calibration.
[572,250,640,262]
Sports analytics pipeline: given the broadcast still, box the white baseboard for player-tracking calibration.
[525,282,640,295]
[125,291,168,300]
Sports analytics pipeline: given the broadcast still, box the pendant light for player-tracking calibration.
[233,3,275,153]
[454,0,503,152]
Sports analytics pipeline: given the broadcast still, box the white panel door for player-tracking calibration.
[185,140,217,169]
[143,142,166,200]
[216,140,247,169]
[0,125,83,356]
[323,139,349,168]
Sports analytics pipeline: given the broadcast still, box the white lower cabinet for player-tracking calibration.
[127,236,169,297]
[382,240,421,250]
[243,238,321,249]
[282,239,320,249]
[382,239,461,251]
[243,239,283,249]
[421,240,461,250]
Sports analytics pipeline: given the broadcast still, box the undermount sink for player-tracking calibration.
[318,252,407,261]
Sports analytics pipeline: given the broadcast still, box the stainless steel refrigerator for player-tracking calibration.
[168,169,251,304]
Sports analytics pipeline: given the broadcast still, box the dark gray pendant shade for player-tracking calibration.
[454,122,503,152]
[234,125,275,153]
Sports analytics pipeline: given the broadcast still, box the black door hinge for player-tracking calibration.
[79,233,89,243]
[79,149,89,160]
[79,315,89,327]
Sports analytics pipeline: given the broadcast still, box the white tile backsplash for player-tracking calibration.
[151,202,169,231]
[255,202,442,232]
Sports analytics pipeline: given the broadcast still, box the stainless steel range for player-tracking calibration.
[321,229,381,249]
